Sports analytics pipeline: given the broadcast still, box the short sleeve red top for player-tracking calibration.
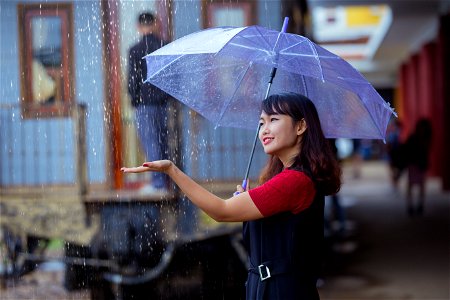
[248,169,316,217]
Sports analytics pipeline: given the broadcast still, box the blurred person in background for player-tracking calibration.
[386,119,406,189]
[404,118,432,216]
[324,139,346,238]
[128,11,169,193]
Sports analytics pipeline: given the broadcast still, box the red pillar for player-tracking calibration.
[437,13,450,190]
[410,54,421,128]
[418,43,435,119]
[418,43,440,176]
[401,55,420,139]
[399,63,411,141]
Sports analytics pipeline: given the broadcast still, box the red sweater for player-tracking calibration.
[248,169,316,217]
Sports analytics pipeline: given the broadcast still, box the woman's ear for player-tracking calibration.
[297,119,307,136]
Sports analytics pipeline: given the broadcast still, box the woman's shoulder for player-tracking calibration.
[249,167,316,216]
[284,167,313,180]
[273,168,314,188]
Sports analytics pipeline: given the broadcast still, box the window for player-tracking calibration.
[202,0,256,28]
[18,3,74,118]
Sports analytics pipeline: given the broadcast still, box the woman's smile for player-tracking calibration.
[262,136,274,145]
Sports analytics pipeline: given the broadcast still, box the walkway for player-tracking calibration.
[319,161,449,300]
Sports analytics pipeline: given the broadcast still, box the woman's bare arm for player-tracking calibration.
[121,160,263,222]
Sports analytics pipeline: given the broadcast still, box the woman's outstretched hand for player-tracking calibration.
[121,160,173,174]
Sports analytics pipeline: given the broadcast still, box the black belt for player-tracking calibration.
[248,259,292,300]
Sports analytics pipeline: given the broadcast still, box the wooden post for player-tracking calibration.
[101,0,123,189]
[74,103,88,196]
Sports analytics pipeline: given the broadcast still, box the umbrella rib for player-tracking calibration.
[360,92,396,140]
[149,63,219,77]
[337,76,372,85]
[250,26,275,50]
[306,40,325,82]
[280,39,339,60]
[301,74,309,98]
[219,26,275,57]
[358,99,385,140]
[279,39,308,54]
[228,42,271,56]
[233,34,273,50]
[214,62,253,128]
[144,54,185,80]
[273,54,326,81]
[281,52,336,59]
[148,58,249,79]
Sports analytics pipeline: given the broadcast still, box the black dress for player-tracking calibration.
[243,183,324,300]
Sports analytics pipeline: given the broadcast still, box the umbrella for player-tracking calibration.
[144,18,396,183]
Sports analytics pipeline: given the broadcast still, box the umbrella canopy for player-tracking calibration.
[145,25,396,140]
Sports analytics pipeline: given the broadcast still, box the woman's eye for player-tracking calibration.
[270,118,278,122]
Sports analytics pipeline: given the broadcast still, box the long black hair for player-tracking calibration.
[258,92,341,195]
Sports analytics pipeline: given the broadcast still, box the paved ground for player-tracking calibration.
[0,259,90,299]
[1,161,448,299]
[319,161,450,300]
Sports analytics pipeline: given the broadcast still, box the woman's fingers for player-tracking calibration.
[142,160,172,172]
[233,184,245,196]
[120,166,150,173]
[121,160,173,174]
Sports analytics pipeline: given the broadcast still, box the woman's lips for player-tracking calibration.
[263,137,274,145]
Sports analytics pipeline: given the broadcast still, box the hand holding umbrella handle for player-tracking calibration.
[233,179,248,196]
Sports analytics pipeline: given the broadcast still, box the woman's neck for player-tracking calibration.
[279,148,301,168]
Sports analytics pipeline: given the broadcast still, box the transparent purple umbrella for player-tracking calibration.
[144,18,396,184]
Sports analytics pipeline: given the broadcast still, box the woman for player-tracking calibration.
[121,92,341,299]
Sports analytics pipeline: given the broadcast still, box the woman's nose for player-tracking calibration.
[260,125,269,135]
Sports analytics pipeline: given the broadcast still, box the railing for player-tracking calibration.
[0,103,87,196]
[1,100,266,198]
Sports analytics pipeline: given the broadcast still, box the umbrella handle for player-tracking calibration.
[242,179,248,190]
[281,17,289,33]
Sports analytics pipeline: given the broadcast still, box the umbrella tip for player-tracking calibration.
[281,17,289,33]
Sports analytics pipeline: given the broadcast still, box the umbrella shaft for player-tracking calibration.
[268,67,277,84]
[243,121,260,182]
[243,18,288,181]
[243,69,276,181]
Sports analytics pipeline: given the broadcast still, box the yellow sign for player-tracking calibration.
[346,5,385,27]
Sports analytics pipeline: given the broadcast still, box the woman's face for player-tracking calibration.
[259,111,305,165]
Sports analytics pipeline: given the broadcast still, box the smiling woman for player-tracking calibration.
[121,92,341,300]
